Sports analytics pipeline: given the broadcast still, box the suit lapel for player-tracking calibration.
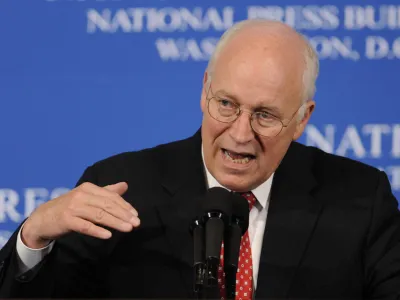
[255,142,323,299]
[155,129,208,296]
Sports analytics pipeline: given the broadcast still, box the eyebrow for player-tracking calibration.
[215,89,283,118]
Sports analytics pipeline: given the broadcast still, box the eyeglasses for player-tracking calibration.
[206,83,304,138]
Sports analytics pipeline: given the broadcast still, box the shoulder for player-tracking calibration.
[292,142,383,196]
[81,132,199,186]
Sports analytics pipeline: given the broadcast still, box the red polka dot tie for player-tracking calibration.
[218,192,256,300]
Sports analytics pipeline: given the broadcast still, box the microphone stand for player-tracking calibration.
[224,264,236,300]
[194,262,205,299]
[191,220,219,299]
[204,256,220,297]
[203,212,226,299]
[191,219,206,299]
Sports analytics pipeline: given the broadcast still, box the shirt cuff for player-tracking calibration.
[16,223,54,274]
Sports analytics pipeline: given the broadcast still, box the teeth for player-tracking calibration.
[223,150,251,164]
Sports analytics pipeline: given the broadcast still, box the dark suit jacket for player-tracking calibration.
[0,129,399,299]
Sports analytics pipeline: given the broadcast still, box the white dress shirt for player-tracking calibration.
[16,223,55,274]
[16,146,274,289]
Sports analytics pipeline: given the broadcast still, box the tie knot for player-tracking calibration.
[241,192,257,210]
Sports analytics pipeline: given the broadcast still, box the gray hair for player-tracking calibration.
[206,19,319,121]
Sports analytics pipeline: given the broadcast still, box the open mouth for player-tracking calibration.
[222,148,256,164]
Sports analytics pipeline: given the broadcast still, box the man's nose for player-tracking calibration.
[228,110,255,144]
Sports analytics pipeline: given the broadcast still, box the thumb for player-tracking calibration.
[104,182,128,195]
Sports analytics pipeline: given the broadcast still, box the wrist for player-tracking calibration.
[21,221,51,249]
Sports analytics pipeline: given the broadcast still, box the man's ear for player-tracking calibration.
[293,100,315,140]
[203,71,209,86]
[200,71,209,113]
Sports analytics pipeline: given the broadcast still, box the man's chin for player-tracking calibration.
[213,172,255,193]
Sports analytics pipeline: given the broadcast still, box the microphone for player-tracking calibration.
[189,187,233,298]
[200,187,233,291]
[224,192,250,299]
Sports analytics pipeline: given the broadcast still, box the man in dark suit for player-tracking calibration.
[0,19,399,299]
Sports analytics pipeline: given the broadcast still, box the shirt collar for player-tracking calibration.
[201,144,274,209]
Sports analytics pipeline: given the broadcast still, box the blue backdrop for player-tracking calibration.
[0,0,399,248]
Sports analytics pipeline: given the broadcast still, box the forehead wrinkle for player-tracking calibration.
[214,27,305,81]
[216,44,303,89]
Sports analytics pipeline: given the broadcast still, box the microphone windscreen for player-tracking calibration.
[231,192,250,235]
[201,187,232,260]
[200,187,233,218]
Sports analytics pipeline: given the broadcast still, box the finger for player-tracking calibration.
[103,183,138,216]
[82,193,140,226]
[67,217,112,239]
[73,205,140,232]
[104,182,128,196]
[80,182,137,216]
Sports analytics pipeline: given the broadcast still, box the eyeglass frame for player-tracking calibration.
[205,83,305,138]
